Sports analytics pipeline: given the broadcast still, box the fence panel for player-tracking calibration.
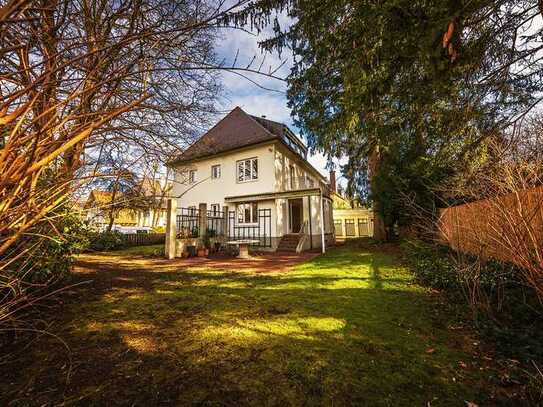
[207,210,225,236]
[123,233,165,246]
[439,186,543,268]
[176,208,200,237]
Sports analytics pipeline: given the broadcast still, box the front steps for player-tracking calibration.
[277,233,303,252]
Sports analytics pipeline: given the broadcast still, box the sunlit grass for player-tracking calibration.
[3,246,490,406]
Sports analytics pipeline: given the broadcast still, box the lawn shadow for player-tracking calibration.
[370,256,383,289]
[1,247,484,406]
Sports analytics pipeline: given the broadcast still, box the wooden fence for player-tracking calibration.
[123,233,165,247]
[438,187,543,268]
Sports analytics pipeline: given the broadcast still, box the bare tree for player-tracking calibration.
[0,0,285,331]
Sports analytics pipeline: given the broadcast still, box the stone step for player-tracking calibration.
[277,233,303,252]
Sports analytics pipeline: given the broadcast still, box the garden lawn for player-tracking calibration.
[3,245,493,406]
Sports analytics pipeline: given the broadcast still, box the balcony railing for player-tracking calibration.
[277,176,331,196]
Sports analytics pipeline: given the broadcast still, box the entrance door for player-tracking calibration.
[289,199,303,233]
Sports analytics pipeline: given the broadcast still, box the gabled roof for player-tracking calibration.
[86,190,116,206]
[169,107,306,166]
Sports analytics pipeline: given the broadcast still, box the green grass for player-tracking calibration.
[93,243,164,257]
[3,246,491,406]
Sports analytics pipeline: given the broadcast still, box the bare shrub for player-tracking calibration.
[0,0,281,334]
[438,135,543,303]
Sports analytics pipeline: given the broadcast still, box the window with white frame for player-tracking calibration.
[210,204,220,216]
[306,174,315,188]
[188,169,196,184]
[237,158,258,182]
[211,164,221,179]
[289,165,295,189]
[237,202,258,223]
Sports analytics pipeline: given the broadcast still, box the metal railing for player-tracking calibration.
[176,208,227,238]
[176,208,200,237]
[207,210,225,237]
[228,208,272,247]
[296,220,309,253]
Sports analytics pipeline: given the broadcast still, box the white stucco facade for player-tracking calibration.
[171,141,334,250]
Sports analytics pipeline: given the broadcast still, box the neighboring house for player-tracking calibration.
[85,184,168,231]
[333,207,374,239]
[329,171,374,239]
[168,107,335,251]
[85,190,139,229]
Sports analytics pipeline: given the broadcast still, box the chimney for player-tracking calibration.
[329,170,337,193]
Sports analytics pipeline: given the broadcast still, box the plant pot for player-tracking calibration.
[197,248,206,257]
[187,245,197,257]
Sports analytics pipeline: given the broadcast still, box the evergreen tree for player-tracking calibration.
[228,0,542,239]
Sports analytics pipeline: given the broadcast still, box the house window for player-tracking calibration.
[210,204,220,216]
[345,219,356,236]
[289,165,295,189]
[211,164,221,179]
[188,169,196,184]
[237,158,258,182]
[306,175,314,188]
[237,202,258,224]
[334,220,343,236]
[358,218,369,236]
[188,206,197,216]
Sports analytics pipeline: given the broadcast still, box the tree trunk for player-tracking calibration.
[368,145,387,241]
[107,210,115,232]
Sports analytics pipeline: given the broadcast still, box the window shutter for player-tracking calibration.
[238,161,244,182]
[252,159,258,179]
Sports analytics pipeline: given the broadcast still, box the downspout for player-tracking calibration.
[308,195,313,249]
[320,188,325,254]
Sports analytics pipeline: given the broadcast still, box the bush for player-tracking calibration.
[1,206,90,332]
[402,240,460,291]
[403,239,543,362]
[21,209,90,284]
[87,231,127,251]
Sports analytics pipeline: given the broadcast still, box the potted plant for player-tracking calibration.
[187,245,197,257]
[202,228,214,256]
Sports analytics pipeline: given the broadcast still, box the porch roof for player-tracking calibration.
[224,188,325,203]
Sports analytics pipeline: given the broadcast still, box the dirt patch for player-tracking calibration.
[158,251,321,273]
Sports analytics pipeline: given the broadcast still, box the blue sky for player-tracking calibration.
[213,16,336,182]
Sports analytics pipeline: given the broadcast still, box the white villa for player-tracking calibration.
[168,107,335,252]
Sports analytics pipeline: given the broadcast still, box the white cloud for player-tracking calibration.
[213,11,346,182]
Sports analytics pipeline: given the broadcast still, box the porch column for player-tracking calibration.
[320,190,326,253]
[165,198,177,259]
[199,203,207,243]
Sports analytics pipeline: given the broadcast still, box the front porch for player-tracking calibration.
[224,188,335,253]
[163,196,334,259]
